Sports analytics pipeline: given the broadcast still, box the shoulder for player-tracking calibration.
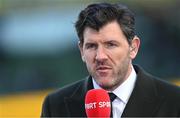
[134,65,180,99]
[153,77,180,98]
[41,78,89,117]
[45,78,86,101]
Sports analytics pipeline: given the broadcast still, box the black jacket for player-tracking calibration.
[41,65,180,117]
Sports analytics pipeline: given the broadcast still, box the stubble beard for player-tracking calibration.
[88,54,131,91]
[99,57,130,91]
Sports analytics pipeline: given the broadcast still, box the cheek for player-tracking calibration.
[84,52,95,64]
[84,56,96,73]
[110,50,130,66]
[108,50,125,61]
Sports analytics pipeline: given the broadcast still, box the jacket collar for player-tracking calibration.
[64,76,93,117]
[122,65,165,117]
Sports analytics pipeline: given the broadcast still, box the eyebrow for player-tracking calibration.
[104,40,120,44]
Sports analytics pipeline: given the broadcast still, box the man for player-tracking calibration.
[41,3,180,117]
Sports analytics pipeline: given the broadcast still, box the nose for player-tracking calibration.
[95,46,108,62]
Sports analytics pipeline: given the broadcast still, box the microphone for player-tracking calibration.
[85,89,111,118]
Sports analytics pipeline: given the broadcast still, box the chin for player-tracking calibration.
[98,81,114,89]
[100,84,115,91]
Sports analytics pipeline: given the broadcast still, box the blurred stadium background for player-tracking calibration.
[0,0,180,117]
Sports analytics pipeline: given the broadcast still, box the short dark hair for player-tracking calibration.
[75,3,135,45]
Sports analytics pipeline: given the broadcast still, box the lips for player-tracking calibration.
[96,66,112,71]
[96,66,111,77]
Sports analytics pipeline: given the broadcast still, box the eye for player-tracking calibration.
[106,41,118,48]
[85,43,97,49]
[107,42,116,47]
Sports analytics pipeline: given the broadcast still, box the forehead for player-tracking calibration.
[83,21,127,42]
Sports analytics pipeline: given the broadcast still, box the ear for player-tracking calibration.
[78,41,85,62]
[129,36,140,59]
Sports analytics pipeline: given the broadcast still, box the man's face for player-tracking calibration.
[79,21,140,91]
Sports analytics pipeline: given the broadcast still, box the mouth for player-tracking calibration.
[96,66,112,71]
[96,66,112,77]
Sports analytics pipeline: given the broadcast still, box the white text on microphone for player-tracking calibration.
[85,102,111,109]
